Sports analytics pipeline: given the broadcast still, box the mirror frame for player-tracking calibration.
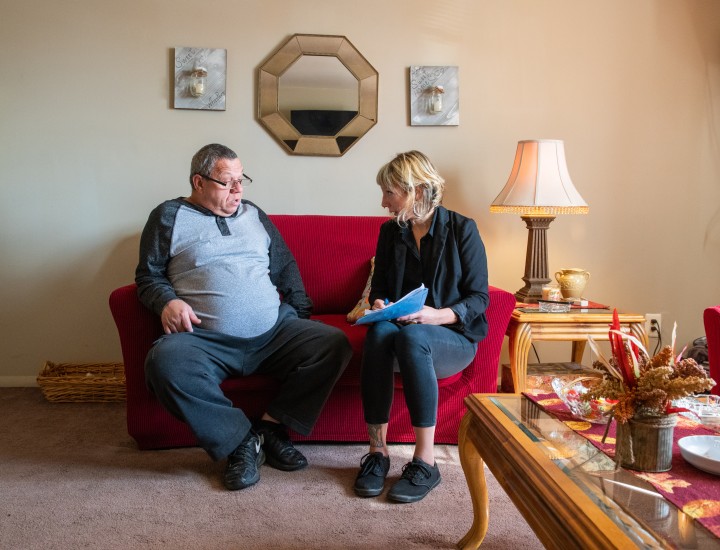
[258,34,378,157]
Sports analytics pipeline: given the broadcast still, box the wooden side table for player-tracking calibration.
[506,308,647,393]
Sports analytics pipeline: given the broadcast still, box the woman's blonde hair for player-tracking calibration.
[376,150,445,225]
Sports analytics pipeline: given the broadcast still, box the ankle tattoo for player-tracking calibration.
[368,424,384,449]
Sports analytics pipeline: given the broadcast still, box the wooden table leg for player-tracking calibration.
[508,322,532,393]
[457,412,490,549]
[571,340,586,363]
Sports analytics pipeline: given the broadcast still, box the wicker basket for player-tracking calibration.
[37,361,126,402]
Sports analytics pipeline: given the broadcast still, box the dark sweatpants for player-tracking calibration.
[145,304,352,461]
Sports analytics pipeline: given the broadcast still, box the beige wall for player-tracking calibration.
[1,0,719,383]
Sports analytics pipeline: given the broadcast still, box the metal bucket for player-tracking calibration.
[615,414,677,472]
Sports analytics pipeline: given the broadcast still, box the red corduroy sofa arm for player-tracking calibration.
[704,306,720,396]
[458,286,516,394]
[109,284,162,401]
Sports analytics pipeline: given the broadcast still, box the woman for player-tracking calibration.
[354,150,489,503]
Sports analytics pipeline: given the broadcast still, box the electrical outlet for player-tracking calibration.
[646,313,662,337]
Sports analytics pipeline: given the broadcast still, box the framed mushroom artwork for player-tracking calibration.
[174,47,227,111]
[409,66,459,126]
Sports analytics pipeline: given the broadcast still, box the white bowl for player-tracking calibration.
[678,435,720,475]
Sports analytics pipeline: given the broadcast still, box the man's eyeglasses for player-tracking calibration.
[198,173,253,189]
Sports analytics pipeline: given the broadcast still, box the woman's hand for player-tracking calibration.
[370,298,392,311]
[397,306,458,326]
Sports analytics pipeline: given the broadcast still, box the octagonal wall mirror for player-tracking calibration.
[258,34,378,157]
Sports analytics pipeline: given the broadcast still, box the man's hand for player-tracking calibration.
[161,299,201,334]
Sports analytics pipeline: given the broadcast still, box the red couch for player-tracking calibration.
[109,214,516,450]
[705,306,720,396]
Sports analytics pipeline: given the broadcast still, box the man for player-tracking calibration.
[135,143,352,490]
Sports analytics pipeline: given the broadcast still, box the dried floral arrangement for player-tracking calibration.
[582,309,716,423]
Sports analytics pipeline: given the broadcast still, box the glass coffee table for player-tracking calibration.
[458,394,717,549]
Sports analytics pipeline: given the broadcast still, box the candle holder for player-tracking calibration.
[189,66,207,98]
[429,85,444,113]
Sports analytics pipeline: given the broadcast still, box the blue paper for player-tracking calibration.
[354,285,428,325]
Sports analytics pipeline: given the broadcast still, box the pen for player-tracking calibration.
[384,298,389,305]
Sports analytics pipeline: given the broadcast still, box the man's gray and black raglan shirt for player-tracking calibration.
[135,198,312,338]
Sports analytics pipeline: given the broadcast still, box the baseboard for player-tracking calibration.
[0,376,38,387]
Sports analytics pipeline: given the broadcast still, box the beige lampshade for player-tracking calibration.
[490,140,588,216]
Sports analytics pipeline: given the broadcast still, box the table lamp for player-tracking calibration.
[490,139,588,303]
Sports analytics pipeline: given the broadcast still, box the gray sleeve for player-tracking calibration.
[134,200,181,316]
[251,202,313,319]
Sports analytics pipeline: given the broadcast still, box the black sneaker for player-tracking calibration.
[387,457,441,503]
[255,420,308,471]
[223,430,265,491]
[354,452,390,497]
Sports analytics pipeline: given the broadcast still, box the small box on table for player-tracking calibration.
[500,361,601,394]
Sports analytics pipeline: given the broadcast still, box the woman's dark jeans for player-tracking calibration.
[360,321,476,427]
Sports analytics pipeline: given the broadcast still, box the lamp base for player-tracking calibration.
[514,284,549,305]
[514,215,555,304]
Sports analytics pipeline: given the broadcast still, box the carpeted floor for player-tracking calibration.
[0,388,542,549]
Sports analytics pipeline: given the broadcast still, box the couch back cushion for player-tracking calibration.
[269,215,387,314]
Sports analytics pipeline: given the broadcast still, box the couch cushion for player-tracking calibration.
[269,215,386,314]
[312,314,366,387]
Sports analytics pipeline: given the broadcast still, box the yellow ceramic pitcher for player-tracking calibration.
[554,268,590,299]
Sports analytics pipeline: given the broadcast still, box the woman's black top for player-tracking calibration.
[369,206,490,342]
